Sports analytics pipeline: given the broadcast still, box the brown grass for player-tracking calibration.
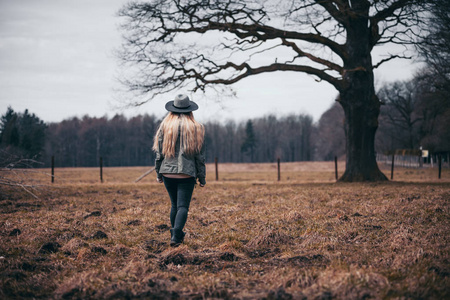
[0,162,449,299]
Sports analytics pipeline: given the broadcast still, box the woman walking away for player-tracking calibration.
[153,94,206,247]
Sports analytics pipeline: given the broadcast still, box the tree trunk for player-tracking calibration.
[339,87,388,181]
[338,9,388,182]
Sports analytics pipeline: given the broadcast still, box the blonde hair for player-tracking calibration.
[153,112,205,157]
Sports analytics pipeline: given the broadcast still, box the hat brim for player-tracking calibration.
[165,100,199,113]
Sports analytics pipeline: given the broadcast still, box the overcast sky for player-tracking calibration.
[0,0,423,124]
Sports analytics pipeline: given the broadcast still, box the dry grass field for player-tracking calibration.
[1,162,449,299]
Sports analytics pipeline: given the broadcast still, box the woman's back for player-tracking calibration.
[153,94,206,247]
[153,112,204,158]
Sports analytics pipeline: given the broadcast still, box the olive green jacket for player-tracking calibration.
[154,133,206,185]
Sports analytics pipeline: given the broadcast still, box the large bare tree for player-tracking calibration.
[118,0,428,181]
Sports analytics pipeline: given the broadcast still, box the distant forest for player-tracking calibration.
[0,108,316,167]
[1,63,449,168]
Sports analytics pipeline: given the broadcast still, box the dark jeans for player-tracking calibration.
[162,176,196,231]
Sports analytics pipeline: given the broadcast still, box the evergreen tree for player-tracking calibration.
[0,107,20,148]
[241,120,257,162]
[0,107,47,163]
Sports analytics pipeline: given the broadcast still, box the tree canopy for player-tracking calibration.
[118,0,428,100]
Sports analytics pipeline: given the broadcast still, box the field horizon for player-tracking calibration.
[14,160,450,186]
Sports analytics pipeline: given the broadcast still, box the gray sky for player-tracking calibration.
[0,0,422,124]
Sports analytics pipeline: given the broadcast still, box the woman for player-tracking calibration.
[153,94,206,247]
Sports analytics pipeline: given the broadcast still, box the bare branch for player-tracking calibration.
[371,0,411,24]
[281,38,343,73]
[0,150,46,199]
[197,61,343,91]
[0,177,40,199]
[373,54,412,69]
[370,0,427,46]
[117,0,426,103]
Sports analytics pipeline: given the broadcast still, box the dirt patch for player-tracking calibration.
[127,219,142,226]
[38,242,61,254]
[84,211,102,219]
[91,230,108,239]
[9,228,22,236]
[155,224,170,231]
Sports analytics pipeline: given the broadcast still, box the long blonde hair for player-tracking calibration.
[153,112,205,157]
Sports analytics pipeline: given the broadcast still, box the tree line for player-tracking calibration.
[0,109,315,167]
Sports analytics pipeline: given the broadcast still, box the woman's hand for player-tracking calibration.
[199,183,205,187]
[156,177,163,183]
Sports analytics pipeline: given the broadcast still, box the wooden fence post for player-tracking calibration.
[100,157,103,183]
[277,157,280,181]
[51,156,55,183]
[334,156,338,181]
[215,157,218,181]
[438,154,442,179]
[391,154,395,180]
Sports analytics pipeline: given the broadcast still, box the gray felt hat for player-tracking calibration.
[165,94,199,113]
